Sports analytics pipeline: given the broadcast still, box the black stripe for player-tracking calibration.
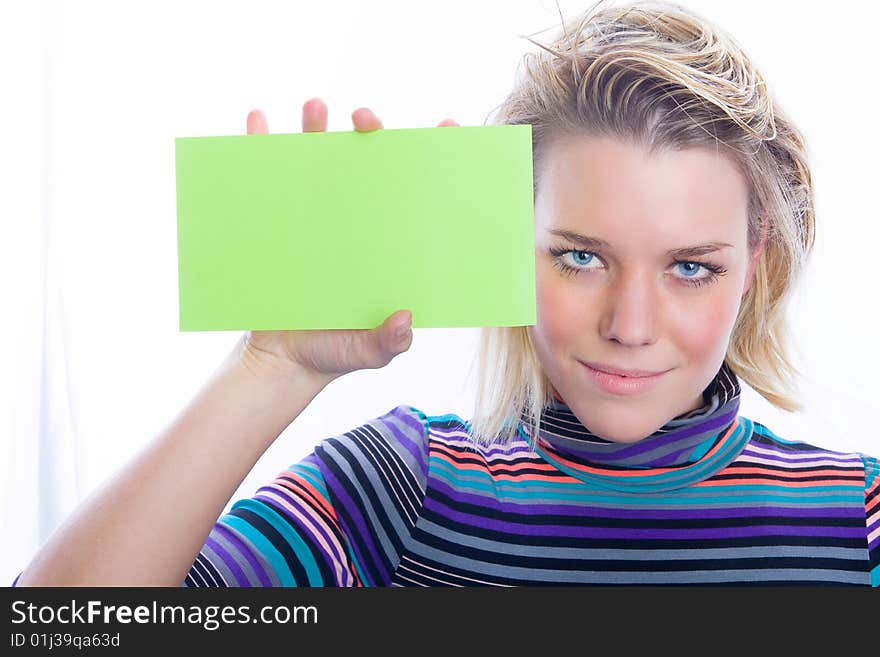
[325,436,414,552]
[354,423,424,522]
[183,556,210,587]
[710,472,865,483]
[193,552,227,587]
[317,440,398,584]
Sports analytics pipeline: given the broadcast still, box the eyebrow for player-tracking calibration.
[547,229,734,259]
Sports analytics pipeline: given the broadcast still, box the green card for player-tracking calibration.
[174,124,535,331]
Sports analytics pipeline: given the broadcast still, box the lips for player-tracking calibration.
[580,361,669,378]
[579,361,670,396]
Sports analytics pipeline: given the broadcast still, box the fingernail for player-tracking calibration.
[395,324,410,338]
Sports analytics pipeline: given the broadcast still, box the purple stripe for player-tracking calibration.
[382,414,427,476]
[552,409,736,463]
[652,443,701,467]
[319,456,388,585]
[204,536,249,586]
[211,524,272,587]
[428,477,865,520]
[422,493,864,539]
[299,453,323,470]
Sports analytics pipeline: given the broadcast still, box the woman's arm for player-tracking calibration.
[16,336,332,586]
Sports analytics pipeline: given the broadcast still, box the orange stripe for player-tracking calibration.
[276,472,335,518]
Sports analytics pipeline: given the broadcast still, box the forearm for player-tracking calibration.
[16,336,330,586]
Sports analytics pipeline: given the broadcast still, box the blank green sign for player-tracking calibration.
[174,125,535,331]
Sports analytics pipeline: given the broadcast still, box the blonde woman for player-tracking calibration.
[16,0,879,586]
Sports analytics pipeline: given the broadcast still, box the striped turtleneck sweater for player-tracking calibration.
[181,362,880,586]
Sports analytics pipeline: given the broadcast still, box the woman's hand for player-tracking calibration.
[241,98,459,385]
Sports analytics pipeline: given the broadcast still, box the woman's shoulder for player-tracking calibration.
[366,403,471,435]
[315,403,471,464]
[745,416,880,485]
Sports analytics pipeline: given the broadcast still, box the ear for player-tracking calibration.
[742,215,767,297]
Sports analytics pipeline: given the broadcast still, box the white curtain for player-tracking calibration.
[3,0,879,586]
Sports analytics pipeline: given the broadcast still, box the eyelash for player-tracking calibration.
[548,246,729,289]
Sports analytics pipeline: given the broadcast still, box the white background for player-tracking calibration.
[2,0,878,585]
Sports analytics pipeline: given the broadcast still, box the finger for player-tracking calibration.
[246,109,269,135]
[437,119,459,127]
[302,97,328,132]
[352,107,383,132]
[380,310,413,357]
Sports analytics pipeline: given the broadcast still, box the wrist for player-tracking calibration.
[234,333,336,391]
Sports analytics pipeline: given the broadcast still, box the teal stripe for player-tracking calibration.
[688,438,714,462]
[871,563,880,587]
[221,514,296,586]
[752,424,856,457]
[232,498,323,586]
[343,541,372,587]
[423,411,469,431]
[752,424,802,444]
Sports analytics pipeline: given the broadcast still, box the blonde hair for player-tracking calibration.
[468,0,815,447]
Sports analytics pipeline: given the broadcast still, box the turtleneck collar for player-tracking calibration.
[518,361,754,492]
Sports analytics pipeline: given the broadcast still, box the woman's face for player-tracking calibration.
[528,135,763,443]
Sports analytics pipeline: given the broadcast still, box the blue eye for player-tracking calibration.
[548,246,728,289]
[676,262,702,277]
[571,251,596,266]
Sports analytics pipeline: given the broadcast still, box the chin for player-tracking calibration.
[595,430,651,444]
[575,410,659,444]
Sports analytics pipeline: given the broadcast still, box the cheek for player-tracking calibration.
[670,291,741,359]
[532,268,585,353]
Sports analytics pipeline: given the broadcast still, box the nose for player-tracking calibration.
[599,269,658,346]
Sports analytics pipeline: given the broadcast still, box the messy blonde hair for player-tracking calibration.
[468,0,815,447]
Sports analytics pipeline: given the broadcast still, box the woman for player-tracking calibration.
[15,0,879,586]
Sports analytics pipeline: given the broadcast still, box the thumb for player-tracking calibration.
[380,309,413,356]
